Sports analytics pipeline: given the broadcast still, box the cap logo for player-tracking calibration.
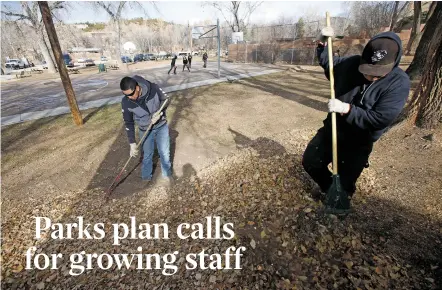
[371,50,387,63]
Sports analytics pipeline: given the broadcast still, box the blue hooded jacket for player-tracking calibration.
[121,75,169,144]
[317,32,411,143]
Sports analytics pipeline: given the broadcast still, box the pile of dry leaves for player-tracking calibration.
[2,129,440,289]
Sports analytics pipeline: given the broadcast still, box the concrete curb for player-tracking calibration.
[1,69,281,127]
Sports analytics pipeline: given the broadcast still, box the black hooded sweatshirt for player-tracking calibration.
[317,32,410,144]
[171,55,177,66]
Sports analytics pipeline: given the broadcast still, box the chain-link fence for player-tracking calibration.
[228,42,318,65]
[226,18,358,65]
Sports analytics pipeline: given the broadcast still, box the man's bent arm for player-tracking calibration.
[345,82,410,130]
[122,103,136,143]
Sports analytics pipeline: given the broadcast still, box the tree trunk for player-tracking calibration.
[42,33,57,69]
[426,1,437,21]
[116,20,126,70]
[406,43,442,128]
[406,2,442,80]
[233,2,241,32]
[37,33,56,73]
[117,20,122,60]
[405,2,421,55]
[405,2,442,128]
[39,1,83,126]
[389,1,400,31]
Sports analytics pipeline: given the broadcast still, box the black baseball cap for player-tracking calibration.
[359,37,399,77]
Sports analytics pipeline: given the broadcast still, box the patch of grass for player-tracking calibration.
[82,22,106,32]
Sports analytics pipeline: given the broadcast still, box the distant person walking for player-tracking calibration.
[182,56,190,72]
[202,51,208,68]
[168,55,177,75]
[188,53,193,68]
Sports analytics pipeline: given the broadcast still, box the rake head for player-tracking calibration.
[324,174,354,215]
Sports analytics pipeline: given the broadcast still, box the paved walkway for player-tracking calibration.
[1,63,281,126]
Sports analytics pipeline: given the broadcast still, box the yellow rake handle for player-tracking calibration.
[326,12,338,175]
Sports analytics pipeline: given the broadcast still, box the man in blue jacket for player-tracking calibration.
[120,75,173,185]
[302,29,410,206]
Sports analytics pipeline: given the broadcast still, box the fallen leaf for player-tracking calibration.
[250,239,256,249]
[12,264,23,273]
[425,278,435,283]
[260,230,267,239]
[345,261,353,269]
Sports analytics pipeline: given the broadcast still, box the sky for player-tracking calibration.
[2,1,348,26]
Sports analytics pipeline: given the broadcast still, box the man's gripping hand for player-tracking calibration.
[328,99,350,114]
[129,143,138,157]
[151,111,163,124]
[317,26,335,43]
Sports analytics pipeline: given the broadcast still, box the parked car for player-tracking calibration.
[143,53,157,61]
[100,56,108,61]
[134,54,144,62]
[177,51,190,57]
[63,53,74,67]
[5,59,26,70]
[84,58,95,66]
[121,56,133,63]
[156,51,168,60]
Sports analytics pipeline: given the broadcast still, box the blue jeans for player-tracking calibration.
[139,123,172,180]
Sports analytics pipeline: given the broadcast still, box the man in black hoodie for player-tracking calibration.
[202,52,208,68]
[168,55,177,74]
[302,29,410,207]
[182,55,190,72]
[188,53,193,68]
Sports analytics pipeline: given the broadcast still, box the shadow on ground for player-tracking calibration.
[1,115,65,153]
[220,67,329,112]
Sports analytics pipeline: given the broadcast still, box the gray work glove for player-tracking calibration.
[129,143,138,157]
[151,111,163,124]
[317,26,335,43]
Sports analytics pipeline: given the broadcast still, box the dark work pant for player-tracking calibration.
[168,65,177,74]
[182,64,190,71]
[302,127,373,195]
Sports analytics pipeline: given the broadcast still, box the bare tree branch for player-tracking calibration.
[1,11,30,21]
[203,1,262,32]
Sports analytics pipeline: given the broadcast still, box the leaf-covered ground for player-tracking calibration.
[2,127,441,289]
[2,70,441,289]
